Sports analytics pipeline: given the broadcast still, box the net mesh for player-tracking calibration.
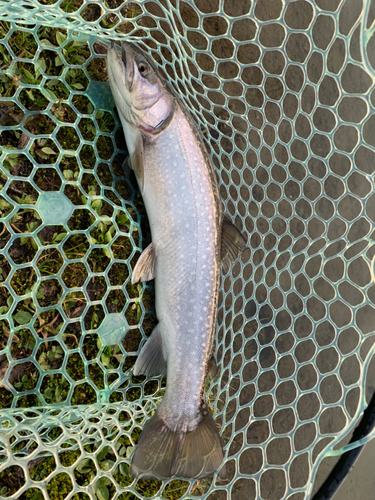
[0,0,375,499]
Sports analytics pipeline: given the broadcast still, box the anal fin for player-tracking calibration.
[133,324,166,377]
[132,243,156,284]
[221,216,247,274]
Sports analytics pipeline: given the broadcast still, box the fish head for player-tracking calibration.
[107,41,174,133]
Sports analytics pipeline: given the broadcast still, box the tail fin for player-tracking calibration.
[130,405,225,480]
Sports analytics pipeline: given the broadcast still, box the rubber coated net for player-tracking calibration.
[0,1,374,499]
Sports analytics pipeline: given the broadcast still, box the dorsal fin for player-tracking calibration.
[221,216,247,274]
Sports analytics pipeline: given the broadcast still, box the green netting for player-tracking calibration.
[0,0,375,499]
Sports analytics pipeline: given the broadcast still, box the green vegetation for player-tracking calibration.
[0,17,175,500]
[0,11,215,500]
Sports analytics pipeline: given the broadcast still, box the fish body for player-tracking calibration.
[107,42,246,479]
[142,101,222,428]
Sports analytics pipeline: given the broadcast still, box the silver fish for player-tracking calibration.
[107,41,246,480]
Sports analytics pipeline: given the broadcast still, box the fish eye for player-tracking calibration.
[138,61,150,76]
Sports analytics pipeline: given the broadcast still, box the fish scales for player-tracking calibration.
[142,103,222,427]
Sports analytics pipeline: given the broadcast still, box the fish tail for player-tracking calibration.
[130,403,226,480]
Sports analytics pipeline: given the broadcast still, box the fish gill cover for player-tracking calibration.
[0,0,374,499]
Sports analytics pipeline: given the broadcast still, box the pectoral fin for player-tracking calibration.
[130,133,144,193]
[133,324,166,377]
[221,216,247,274]
[132,243,156,284]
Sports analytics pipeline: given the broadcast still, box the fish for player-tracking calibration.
[107,41,247,480]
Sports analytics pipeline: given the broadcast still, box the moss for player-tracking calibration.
[56,126,80,150]
[71,381,97,405]
[46,472,73,500]
[71,94,93,114]
[125,387,141,402]
[87,58,108,82]
[109,390,124,403]
[134,479,162,498]
[66,352,85,381]
[111,235,133,260]
[78,117,96,141]
[88,362,105,389]
[29,456,57,481]
[19,487,44,500]
[51,103,76,123]
[59,449,81,467]
[96,135,114,160]
[61,262,88,287]
[162,481,190,500]
[0,387,14,409]
[79,144,96,169]
[15,394,42,408]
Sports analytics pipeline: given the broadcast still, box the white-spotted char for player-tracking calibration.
[107,41,246,480]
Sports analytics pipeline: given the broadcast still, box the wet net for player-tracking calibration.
[0,0,375,499]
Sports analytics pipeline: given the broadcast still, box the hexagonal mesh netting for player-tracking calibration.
[0,0,375,499]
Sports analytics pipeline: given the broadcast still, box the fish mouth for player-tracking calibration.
[121,42,135,91]
[107,41,136,92]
